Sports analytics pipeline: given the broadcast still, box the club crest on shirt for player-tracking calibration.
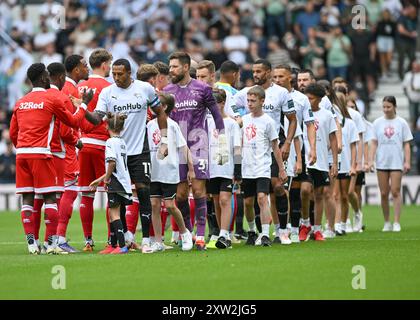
[152,129,161,145]
[134,93,142,99]
[245,123,257,140]
[384,125,395,139]
[314,119,320,131]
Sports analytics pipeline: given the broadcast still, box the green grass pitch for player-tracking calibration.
[0,205,419,300]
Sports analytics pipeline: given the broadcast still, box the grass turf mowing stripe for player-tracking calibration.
[0,205,419,299]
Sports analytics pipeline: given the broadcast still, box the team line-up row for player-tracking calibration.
[9,50,412,255]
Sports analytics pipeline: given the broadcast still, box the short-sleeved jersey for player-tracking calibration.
[235,83,295,134]
[241,113,278,179]
[215,81,238,117]
[305,108,337,172]
[62,77,80,99]
[147,118,187,184]
[372,116,413,170]
[319,96,337,119]
[347,107,366,135]
[284,117,303,177]
[364,119,374,143]
[77,75,111,149]
[105,136,132,196]
[95,80,160,156]
[339,118,359,174]
[290,89,314,126]
[208,117,241,179]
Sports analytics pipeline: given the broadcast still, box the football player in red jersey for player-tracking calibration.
[76,49,113,252]
[10,63,91,255]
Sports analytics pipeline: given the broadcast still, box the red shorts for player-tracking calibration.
[16,157,60,194]
[53,156,65,193]
[78,147,105,192]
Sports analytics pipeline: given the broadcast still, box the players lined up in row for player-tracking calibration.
[10,50,412,255]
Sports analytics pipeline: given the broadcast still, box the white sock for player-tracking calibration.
[172,231,179,240]
[287,223,291,229]
[196,235,205,241]
[228,231,233,240]
[335,223,341,231]
[279,228,287,235]
[248,220,256,232]
[142,237,150,246]
[262,224,270,236]
[346,218,351,224]
[58,236,66,245]
[291,227,299,235]
[302,218,310,227]
[341,222,346,230]
[314,225,321,232]
[219,229,229,239]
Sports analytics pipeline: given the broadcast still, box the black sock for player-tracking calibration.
[207,199,219,237]
[110,222,117,247]
[177,199,192,232]
[276,194,289,229]
[120,205,127,233]
[290,188,301,228]
[137,187,152,238]
[111,220,125,248]
[309,200,315,226]
[27,234,35,245]
[254,195,262,233]
[235,193,244,233]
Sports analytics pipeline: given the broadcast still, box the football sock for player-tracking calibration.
[21,205,34,243]
[194,197,207,238]
[137,187,152,238]
[80,195,94,239]
[56,190,77,237]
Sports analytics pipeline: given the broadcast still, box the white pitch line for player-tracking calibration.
[0,239,419,245]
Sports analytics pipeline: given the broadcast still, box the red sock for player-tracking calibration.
[161,209,168,237]
[126,198,139,234]
[21,204,35,238]
[44,203,59,243]
[33,197,44,240]
[80,195,94,239]
[171,215,179,232]
[189,197,195,228]
[56,190,78,237]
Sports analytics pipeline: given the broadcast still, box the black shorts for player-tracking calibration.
[308,168,330,188]
[337,173,351,180]
[127,153,151,185]
[108,192,132,208]
[207,177,233,194]
[242,178,271,198]
[150,182,177,200]
[294,150,311,182]
[270,152,289,178]
[356,172,365,186]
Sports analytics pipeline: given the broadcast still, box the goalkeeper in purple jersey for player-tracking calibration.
[163,52,228,250]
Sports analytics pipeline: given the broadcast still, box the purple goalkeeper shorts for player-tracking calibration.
[179,153,209,181]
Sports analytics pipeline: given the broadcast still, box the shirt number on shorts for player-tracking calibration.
[198,159,207,171]
[142,162,151,176]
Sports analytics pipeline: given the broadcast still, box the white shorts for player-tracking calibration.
[377,36,394,53]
